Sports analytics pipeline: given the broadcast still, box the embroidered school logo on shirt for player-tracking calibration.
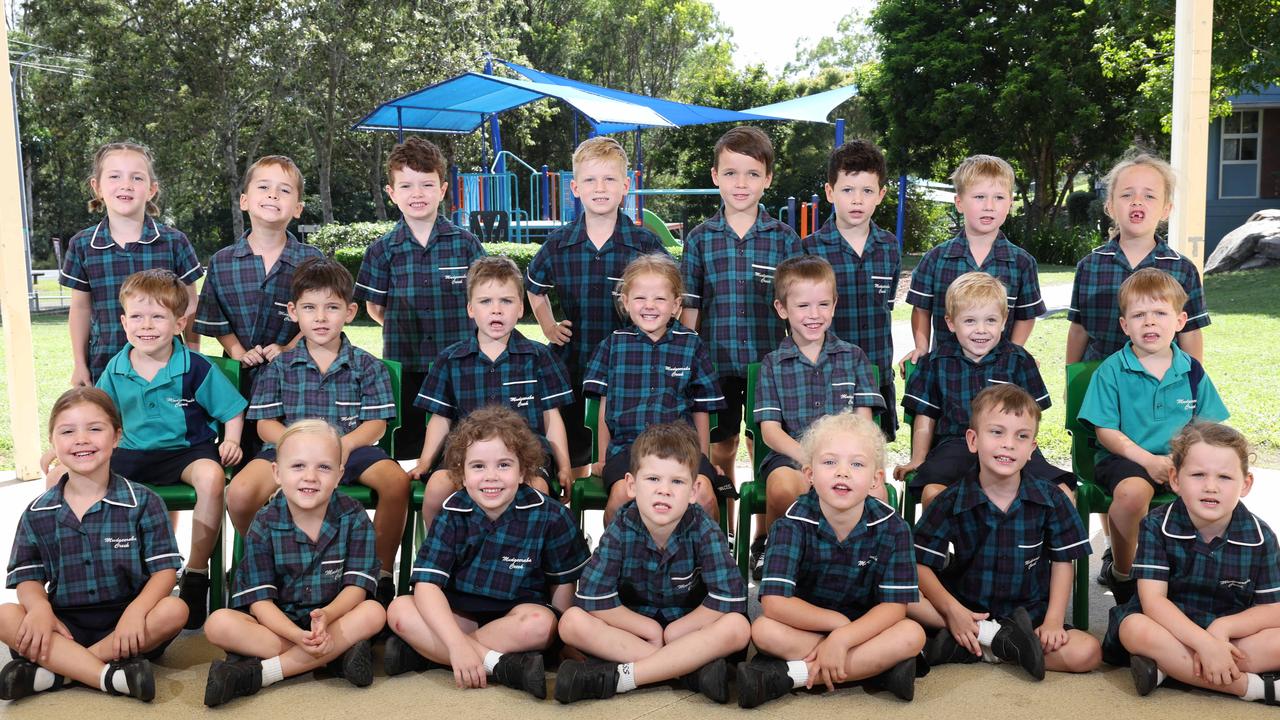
[322,560,344,579]
[167,396,197,408]
[503,556,532,571]
[665,365,689,378]
[105,536,137,549]
[671,567,701,591]
[1176,398,1198,411]
[1219,579,1251,590]
[857,554,879,567]
[510,394,534,408]
[1024,556,1039,571]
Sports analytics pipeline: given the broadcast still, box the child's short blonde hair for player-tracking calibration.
[119,268,189,318]
[444,405,545,487]
[945,271,1008,322]
[628,422,701,479]
[618,253,683,306]
[1117,267,1187,315]
[467,256,524,299]
[799,411,886,472]
[774,255,836,305]
[969,384,1041,432]
[243,155,305,194]
[1103,151,1176,240]
[950,154,1015,196]
[276,419,344,462]
[572,137,628,176]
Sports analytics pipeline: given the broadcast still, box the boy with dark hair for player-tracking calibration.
[227,257,411,606]
[356,137,485,460]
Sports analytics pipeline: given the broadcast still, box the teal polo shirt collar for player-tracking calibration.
[1116,341,1192,384]
[108,337,192,385]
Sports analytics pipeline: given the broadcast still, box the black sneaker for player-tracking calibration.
[990,607,1045,681]
[204,657,262,707]
[1130,654,1159,696]
[553,659,618,703]
[736,656,792,709]
[681,657,729,704]
[340,639,374,687]
[179,570,211,630]
[922,630,982,667]
[376,576,396,608]
[384,635,436,676]
[749,535,768,582]
[105,657,155,702]
[0,659,39,701]
[1110,574,1138,605]
[1096,548,1113,585]
[872,656,916,701]
[1258,672,1280,706]
[492,651,546,699]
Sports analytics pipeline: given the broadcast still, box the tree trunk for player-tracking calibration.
[369,136,387,221]
[223,141,244,239]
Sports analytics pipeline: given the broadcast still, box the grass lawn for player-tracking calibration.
[2,268,1277,470]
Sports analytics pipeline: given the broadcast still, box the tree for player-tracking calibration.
[784,7,877,77]
[863,0,1139,230]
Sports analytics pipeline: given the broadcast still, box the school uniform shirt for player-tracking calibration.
[96,339,246,451]
[802,220,901,375]
[58,218,203,380]
[681,209,802,379]
[913,469,1091,625]
[1068,238,1210,361]
[759,489,918,618]
[525,211,667,376]
[905,232,1045,348]
[1078,341,1229,464]
[575,500,747,624]
[246,334,396,447]
[410,485,590,603]
[582,321,725,459]
[354,218,486,372]
[231,490,379,622]
[195,231,323,350]
[413,330,574,437]
[901,338,1050,441]
[6,474,183,608]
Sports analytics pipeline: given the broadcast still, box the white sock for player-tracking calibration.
[980,646,1001,664]
[33,667,57,692]
[483,650,503,674]
[786,660,809,689]
[185,565,209,576]
[976,619,1001,646]
[1242,672,1265,702]
[261,656,284,687]
[615,663,637,693]
[1156,668,1168,686]
[99,665,130,694]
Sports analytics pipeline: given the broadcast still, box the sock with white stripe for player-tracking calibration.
[483,651,503,674]
[786,660,808,689]
[184,565,209,575]
[615,663,637,693]
[261,656,284,687]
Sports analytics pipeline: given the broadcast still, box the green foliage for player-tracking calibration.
[873,181,953,254]
[1066,191,1097,226]
[1002,215,1100,266]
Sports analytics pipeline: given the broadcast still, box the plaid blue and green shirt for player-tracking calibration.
[526,211,667,375]
[914,468,1091,625]
[755,333,884,465]
[905,232,1044,348]
[803,220,901,374]
[1129,499,1280,627]
[575,500,747,624]
[247,335,396,446]
[231,490,379,622]
[59,219,203,380]
[902,339,1050,440]
[681,209,803,379]
[195,231,323,350]
[410,485,590,603]
[6,474,182,608]
[1068,239,1210,361]
[582,322,725,459]
[760,489,918,619]
[354,218,485,372]
[414,330,573,436]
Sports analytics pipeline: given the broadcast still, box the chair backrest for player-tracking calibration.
[641,208,680,248]
[205,354,242,441]
[743,362,770,479]
[379,358,403,455]
[1064,360,1103,486]
[901,359,917,428]
[469,210,509,243]
[584,395,602,464]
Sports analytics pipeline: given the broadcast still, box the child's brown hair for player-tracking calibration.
[1117,267,1187,315]
[444,405,546,487]
[774,255,836,305]
[628,422,701,478]
[969,384,1042,431]
[48,387,122,438]
[87,141,160,215]
[242,155,305,195]
[387,137,448,183]
[466,256,524,299]
[119,268,189,318]
[291,257,355,304]
[714,126,775,176]
[827,139,887,186]
[1170,422,1252,477]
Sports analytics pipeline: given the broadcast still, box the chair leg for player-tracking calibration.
[398,514,415,596]
[735,484,755,579]
[209,528,225,612]
[1073,553,1090,630]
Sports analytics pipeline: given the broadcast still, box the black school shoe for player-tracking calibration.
[1096,548,1114,585]
[384,635,441,676]
[179,570,211,629]
[870,655,916,701]
[749,536,768,582]
[1130,654,1159,696]
[376,576,396,609]
[204,657,262,707]
[554,659,618,703]
[492,651,547,699]
[336,639,374,687]
[1257,672,1280,706]
[736,655,793,709]
[922,630,982,667]
[990,607,1045,681]
[105,657,155,702]
[681,657,729,704]
[0,658,65,701]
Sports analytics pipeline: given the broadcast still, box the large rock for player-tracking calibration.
[1206,209,1280,274]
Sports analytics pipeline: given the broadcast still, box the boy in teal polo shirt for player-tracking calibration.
[1078,268,1228,604]
[96,269,247,628]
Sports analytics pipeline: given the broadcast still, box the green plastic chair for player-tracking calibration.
[571,396,727,533]
[1065,360,1175,629]
[641,208,680,249]
[735,363,895,578]
[900,359,920,525]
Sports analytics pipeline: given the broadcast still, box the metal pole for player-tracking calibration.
[896,173,907,251]
[395,107,404,143]
[1168,0,1214,269]
[834,118,845,148]
[540,164,550,220]
[787,196,797,230]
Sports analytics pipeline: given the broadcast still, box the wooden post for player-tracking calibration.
[1169,0,1214,270]
[0,14,44,479]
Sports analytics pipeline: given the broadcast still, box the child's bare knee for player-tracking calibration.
[204,609,239,645]
[513,606,556,646]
